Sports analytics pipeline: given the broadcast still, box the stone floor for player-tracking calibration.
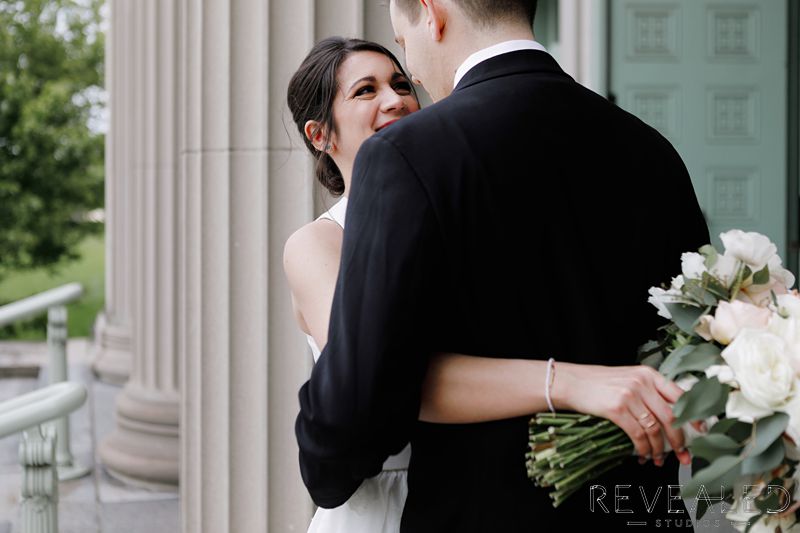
[0,340,179,533]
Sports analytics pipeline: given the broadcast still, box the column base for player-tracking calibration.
[99,384,179,488]
[92,315,132,385]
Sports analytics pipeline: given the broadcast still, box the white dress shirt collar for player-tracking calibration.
[453,39,548,89]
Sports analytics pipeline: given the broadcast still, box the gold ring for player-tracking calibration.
[639,412,650,420]
[645,419,657,429]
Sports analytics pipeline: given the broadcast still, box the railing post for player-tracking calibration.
[46,306,90,480]
[19,425,58,533]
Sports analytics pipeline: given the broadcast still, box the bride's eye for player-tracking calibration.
[393,80,412,95]
[354,85,375,97]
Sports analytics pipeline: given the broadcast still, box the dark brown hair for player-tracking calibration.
[287,37,416,196]
[393,0,538,27]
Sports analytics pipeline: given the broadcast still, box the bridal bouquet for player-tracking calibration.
[527,230,800,530]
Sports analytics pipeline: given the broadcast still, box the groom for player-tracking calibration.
[296,0,709,531]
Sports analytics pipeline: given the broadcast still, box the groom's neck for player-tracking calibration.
[448,21,535,67]
[440,21,536,91]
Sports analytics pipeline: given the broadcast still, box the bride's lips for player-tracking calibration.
[376,119,400,132]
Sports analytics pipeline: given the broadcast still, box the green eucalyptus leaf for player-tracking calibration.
[747,413,789,458]
[681,455,741,500]
[659,344,694,377]
[742,265,753,278]
[709,418,739,434]
[699,245,719,268]
[661,343,723,380]
[639,352,664,369]
[741,437,784,475]
[702,272,730,300]
[752,265,770,286]
[710,419,751,443]
[683,278,718,306]
[664,303,705,335]
[673,377,729,426]
[638,339,662,356]
[690,433,742,463]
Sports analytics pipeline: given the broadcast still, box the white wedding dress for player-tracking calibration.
[305,197,410,533]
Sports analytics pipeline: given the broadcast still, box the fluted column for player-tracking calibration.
[93,0,132,385]
[179,0,316,529]
[557,0,608,95]
[174,0,419,530]
[99,0,180,489]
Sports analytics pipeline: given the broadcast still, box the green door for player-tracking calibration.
[610,0,788,257]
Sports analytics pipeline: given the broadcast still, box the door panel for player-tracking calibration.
[610,0,788,257]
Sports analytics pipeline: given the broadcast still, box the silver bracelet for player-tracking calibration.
[545,357,556,413]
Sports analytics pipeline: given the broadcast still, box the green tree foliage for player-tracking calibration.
[0,0,104,281]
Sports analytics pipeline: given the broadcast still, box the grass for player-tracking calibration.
[0,234,105,340]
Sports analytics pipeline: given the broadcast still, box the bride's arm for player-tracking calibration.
[285,226,689,464]
[421,353,691,465]
[283,219,342,348]
[419,354,549,423]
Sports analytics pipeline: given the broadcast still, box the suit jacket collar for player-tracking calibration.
[453,50,568,93]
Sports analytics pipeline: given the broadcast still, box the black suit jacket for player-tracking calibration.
[296,50,710,532]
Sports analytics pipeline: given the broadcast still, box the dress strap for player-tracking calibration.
[317,197,348,229]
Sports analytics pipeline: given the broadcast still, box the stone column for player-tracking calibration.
[92,0,133,386]
[558,0,608,95]
[98,0,180,489]
[179,0,318,528]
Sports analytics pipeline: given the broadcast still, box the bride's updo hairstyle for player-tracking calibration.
[287,37,417,197]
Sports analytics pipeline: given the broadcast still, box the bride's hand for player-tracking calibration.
[551,363,692,466]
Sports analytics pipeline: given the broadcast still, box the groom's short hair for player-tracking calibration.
[393,0,537,27]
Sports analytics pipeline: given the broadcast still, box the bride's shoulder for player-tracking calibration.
[285,217,342,252]
[283,218,342,280]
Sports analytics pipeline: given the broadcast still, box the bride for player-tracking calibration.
[284,36,692,533]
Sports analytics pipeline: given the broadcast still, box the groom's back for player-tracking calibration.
[378,50,709,531]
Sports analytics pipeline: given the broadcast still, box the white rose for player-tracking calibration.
[705,364,737,385]
[710,253,741,287]
[770,293,800,374]
[768,254,796,289]
[720,230,778,272]
[707,300,772,345]
[726,390,775,423]
[738,284,786,307]
[681,252,707,279]
[739,255,794,306]
[648,286,682,320]
[783,395,800,450]
[675,374,700,391]
[721,328,795,422]
[776,293,800,318]
[695,315,713,341]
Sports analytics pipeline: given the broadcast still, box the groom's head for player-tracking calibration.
[389,0,538,102]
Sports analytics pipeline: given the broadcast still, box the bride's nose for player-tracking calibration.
[380,90,406,113]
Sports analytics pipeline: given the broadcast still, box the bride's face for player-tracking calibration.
[330,51,419,168]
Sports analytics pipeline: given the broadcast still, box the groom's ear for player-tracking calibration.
[304,120,329,152]
[420,0,446,42]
